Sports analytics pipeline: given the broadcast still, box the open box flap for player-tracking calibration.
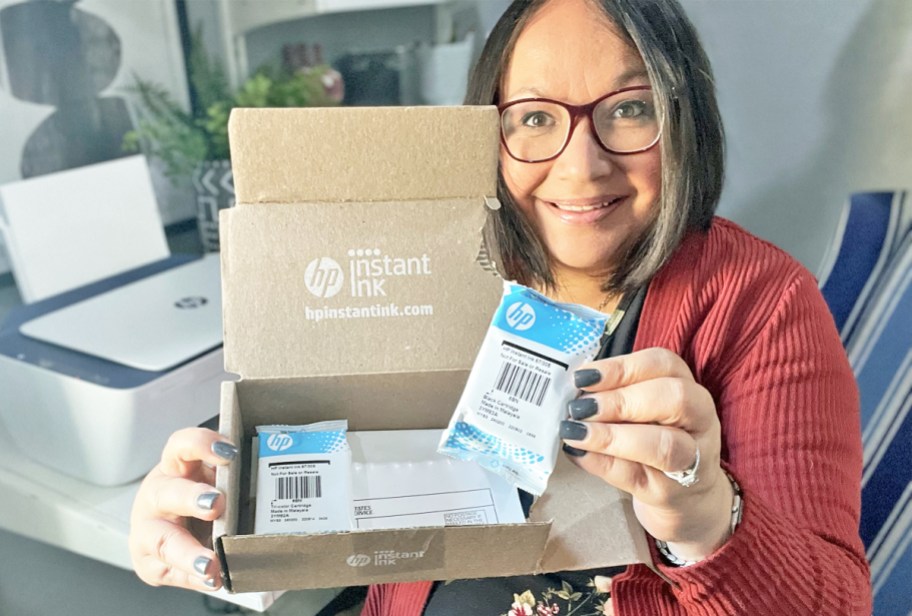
[228,107,499,204]
[219,523,552,593]
[531,455,653,572]
[214,381,242,541]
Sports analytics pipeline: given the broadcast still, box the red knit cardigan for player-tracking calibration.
[362,218,871,615]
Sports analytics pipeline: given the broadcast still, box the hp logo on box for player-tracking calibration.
[304,257,344,298]
[506,302,536,331]
[346,554,371,567]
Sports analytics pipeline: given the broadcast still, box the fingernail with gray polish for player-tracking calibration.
[204,578,217,589]
[197,492,219,511]
[574,369,601,388]
[560,420,588,441]
[193,556,211,577]
[211,441,237,461]
[568,397,598,420]
[562,443,587,457]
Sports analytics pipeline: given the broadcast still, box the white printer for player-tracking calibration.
[0,255,230,486]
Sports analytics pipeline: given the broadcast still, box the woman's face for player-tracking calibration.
[500,0,662,281]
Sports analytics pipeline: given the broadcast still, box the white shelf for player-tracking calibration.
[222,0,449,38]
[218,0,464,89]
[315,0,449,14]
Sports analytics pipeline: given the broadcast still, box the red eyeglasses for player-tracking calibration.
[498,85,661,163]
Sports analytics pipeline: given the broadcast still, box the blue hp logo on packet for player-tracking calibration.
[505,301,536,331]
[265,433,294,452]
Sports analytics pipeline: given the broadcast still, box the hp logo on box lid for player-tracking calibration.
[506,302,536,331]
[304,257,344,298]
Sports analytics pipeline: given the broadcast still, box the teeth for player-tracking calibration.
[551,199,618,212]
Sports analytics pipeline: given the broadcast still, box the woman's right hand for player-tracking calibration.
[128,427,237,590]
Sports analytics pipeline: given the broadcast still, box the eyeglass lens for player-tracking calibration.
[501,89,659,162]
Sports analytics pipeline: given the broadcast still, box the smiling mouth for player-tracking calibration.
[546,196,626,212]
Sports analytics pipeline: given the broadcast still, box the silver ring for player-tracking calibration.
[663,445,700,488]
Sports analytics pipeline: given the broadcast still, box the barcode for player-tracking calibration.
[275,476,322,500]
[494,361,551,406]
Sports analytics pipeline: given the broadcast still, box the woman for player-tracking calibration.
[129,0,871,613]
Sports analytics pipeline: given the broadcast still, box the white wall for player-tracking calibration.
[683,0,912,274]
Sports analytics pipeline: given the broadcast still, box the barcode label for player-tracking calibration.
[494,361,551,406]
[275,475,322,500]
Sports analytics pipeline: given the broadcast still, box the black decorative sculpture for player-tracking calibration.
[1,0,132,177]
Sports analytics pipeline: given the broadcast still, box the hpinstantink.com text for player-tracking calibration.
[305,302,434,322]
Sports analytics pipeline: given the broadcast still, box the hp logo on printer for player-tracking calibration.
[304,257,344,298]
[505,302,536,331]
[174,296,208,309]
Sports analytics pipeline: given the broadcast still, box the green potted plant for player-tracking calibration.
[124,32,342,250]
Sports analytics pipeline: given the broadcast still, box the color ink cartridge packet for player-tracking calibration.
[254,420,354,535]
[438,282,608,495]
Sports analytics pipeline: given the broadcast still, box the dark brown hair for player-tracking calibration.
[466,0,725,295]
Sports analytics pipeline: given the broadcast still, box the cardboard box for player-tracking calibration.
[214,106,653,593]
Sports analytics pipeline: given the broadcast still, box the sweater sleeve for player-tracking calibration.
[613,265,871,614]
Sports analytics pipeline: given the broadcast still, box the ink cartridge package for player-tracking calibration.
[254,420,353,534]
[438,282,608,495]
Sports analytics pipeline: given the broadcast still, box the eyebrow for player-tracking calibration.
[615,67,650,86]
[505,67,651,101]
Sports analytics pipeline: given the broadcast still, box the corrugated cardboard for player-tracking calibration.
[214,106,653,593]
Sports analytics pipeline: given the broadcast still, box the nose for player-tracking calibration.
[551,117,615,181]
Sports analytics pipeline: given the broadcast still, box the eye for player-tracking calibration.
[520,110,557,128]
[611,99,650,119]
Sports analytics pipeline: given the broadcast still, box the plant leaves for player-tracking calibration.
[121,28,340,180]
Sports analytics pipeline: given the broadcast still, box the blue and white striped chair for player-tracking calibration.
[819,191,911,615]
[819,192,911,342]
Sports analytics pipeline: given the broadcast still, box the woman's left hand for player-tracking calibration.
[560,347,734,562]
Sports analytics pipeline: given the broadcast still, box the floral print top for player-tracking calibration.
[422,567,625,616]
[505,577,614,616]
